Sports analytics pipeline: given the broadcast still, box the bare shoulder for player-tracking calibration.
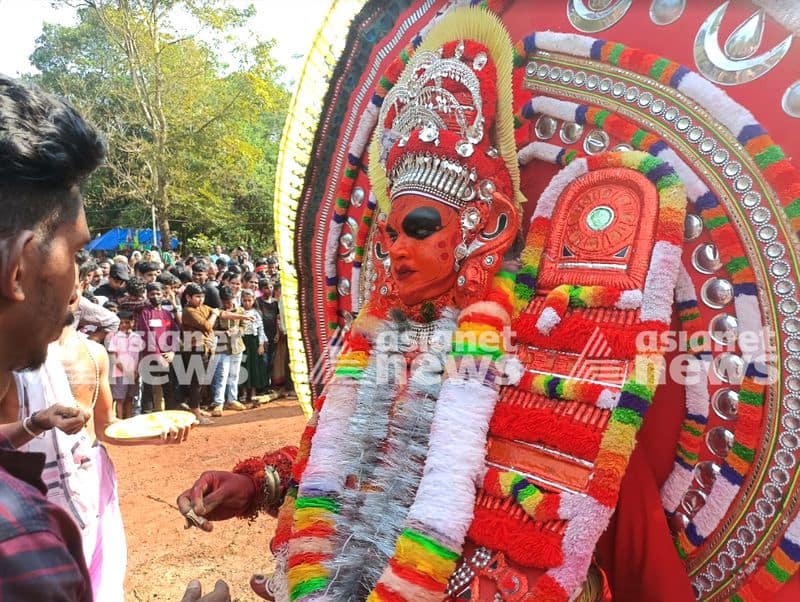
[85,338,110,370]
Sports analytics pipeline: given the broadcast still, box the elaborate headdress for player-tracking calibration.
[368,7,524,214]
[367,7,523,311]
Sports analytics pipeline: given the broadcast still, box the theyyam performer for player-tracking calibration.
[179,1,800,600]
[177,6,692,600]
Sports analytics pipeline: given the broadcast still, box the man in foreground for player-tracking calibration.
[0,72,104,602]
[0,74,228,601]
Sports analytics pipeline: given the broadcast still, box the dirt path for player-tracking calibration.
[107,398,306,601]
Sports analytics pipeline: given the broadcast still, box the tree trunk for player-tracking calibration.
[155,163,170,250]
[157,212,171,251]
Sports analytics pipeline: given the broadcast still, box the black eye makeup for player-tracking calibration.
[401,206,443,240]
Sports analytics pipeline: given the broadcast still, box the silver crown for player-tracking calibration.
[389,152,478,209]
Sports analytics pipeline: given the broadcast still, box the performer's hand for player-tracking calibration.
[180,579,230,602]
[250,574,274,600]
[36,404,91,435]
[176,471,256,531]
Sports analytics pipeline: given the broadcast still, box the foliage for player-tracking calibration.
[30,0,289,252]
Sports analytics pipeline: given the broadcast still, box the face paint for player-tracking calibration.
[384,195,460,307]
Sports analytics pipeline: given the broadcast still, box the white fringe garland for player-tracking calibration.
[406,376,499,550]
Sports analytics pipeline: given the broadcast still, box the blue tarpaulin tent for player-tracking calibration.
[86,227,178,251]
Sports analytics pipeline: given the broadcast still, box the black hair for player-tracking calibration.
[258,278,271,289]
[191,260,208,273]
[157,272,178,286]
[0,75,106,242]
[183,282,204,297]
[103,300,118,311]
[136,260,159,274]
[118,309,134,320]
[125,276,147,296]
[177,270,192,284]
[79,258,99,281]
[75,249,91,266]
[146,282,164,293]
[218,285,234,301]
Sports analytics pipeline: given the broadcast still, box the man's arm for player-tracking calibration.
[77,296,119,343]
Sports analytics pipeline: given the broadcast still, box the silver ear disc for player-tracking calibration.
[461,208,482,231]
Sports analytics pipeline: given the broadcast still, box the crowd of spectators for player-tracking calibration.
[75,245,292,425]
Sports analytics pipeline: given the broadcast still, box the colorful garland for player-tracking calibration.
[279,274,517,602]
[367,270,517,601]
[659,267,711,517]
[734,516,800,601]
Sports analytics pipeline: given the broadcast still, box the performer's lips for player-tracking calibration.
[395,265,416,280]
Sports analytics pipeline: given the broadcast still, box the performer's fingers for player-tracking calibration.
[198,487,226,515]
[180,579,202,602]
[176,493,193,516]
[189,477,212,515]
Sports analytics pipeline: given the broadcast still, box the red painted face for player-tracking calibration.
[384,195,461,307]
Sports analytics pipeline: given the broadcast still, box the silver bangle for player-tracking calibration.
[22,416,42,438]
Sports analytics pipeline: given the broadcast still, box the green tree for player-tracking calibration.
[30,0,288,251]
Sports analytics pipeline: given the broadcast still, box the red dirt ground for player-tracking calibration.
[107,397,306,601]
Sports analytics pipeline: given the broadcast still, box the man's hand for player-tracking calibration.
[176,471,257,532]
[181,579,230,602]
[158,422,192,444]
[34,404,91,435]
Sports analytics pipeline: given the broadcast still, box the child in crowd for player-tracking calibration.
[239,289,268,405]
[180,283,219,425]
[210,287,247,416]
[117,276,149,320]
[103,300,119,314]
[107,310,144,418]
[157,271,183,324]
